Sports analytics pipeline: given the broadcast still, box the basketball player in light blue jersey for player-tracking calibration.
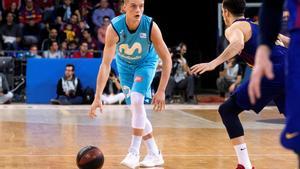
[89,0,172,168]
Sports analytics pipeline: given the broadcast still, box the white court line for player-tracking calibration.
[0,154,294,157]
[175,109,218,124]
[0,104,278,111]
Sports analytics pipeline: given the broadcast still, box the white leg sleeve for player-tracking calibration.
[130,92,147,129]
[144,118,153,136]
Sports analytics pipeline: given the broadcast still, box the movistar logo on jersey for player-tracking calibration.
[119,42,142,60]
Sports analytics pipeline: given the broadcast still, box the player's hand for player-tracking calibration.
[248,45,274,104]
[191,62,215,75]
[152,90,165,112]
[88,98,103,118]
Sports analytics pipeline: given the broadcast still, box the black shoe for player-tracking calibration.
[50,99,61,105]
[3,100,11,104]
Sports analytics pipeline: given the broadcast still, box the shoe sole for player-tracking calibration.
[139,162,164,168]
[120,162,140,169]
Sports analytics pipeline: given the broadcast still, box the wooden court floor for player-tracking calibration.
[0,104,297,169]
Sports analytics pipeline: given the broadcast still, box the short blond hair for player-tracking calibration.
[124,0,145,4]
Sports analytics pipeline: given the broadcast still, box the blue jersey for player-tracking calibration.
[234,18,287,67]
[231,21,286,113]
[111,14,158,65]
[287,0,300,31]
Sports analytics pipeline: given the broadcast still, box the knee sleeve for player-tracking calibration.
[218,97,244,139]
[130,92,147,129]
[144,118,153,136]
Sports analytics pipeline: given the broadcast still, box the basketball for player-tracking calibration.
[76,146,104,169]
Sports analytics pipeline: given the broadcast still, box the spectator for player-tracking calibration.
[67,40,78,56]
[19,0,42,47]
[43,41,64,58]
[102,69,125,104]
[0,12,22,50]
[72,42,93,58]
[19,0,42,26]
[166,43,196,104]
[79,20,90,34]
[41,28,61,51]
[68,14,80,35]
[97,15,110,49]
[22,20,41,47]
[79,6,92,28]
[39,21,51,44]
[64,23,76,42]
[4,2,20,23]
[94,0,115,10]
[79,0,93,11]
[216,58,242,98]
[82,29,98,51]
[0,73,13,104]
[50,64,83,105]
[37,0,55,22]
[1,0,21,11]
[60,41,68,57]
[25,44,42,58]
[51,16,64,32]
[113,0,124,16]
[92,0,115,29]
[55,0,78,22]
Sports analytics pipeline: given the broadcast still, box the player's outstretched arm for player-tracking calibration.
[89,25,118,118]
[151,22,172,112]
[191,25,245,75]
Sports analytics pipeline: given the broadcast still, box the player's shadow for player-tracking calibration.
[257,118,285,124]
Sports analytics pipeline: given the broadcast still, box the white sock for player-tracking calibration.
[144,137,159,155]
[234,143,252,169]
[129,135,142,154]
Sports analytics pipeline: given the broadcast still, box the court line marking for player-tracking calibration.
[175,109,285,129]
[0,154,294,157]
[59,109,71,115]
[0,104,278,111]
[174,109,219,125]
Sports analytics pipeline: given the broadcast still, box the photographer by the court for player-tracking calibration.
[165,43,196,104]
[51,64,83,105]
[0,73,13,104]
[101,69,125,104]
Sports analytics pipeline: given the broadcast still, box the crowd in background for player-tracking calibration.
[0,0,122,58]
[0,0,247,104]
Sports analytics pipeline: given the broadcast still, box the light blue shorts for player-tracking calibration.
[116,58,158,105]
